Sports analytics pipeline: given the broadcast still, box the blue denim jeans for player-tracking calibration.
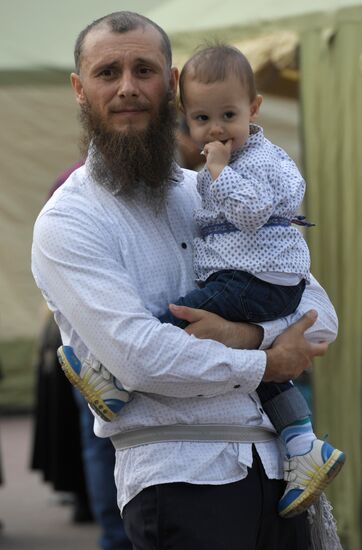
[159,270,309,431]
[159,270,305,327]
[74,390,131,550]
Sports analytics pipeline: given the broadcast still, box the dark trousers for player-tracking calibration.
[123,450,309,550]
[74,391,132,550]
[159,270,309,431]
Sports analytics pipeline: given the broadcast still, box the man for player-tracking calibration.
[32,12,337,549]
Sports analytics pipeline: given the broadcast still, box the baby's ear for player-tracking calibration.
[250,94,263,122]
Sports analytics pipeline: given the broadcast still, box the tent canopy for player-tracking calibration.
[2,0,361,75]
[0,0,165,73]
[148,0,362,34]
[146,0,362,70]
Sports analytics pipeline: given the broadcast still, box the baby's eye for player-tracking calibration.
[195,114,208,122]
[224,111,235,120]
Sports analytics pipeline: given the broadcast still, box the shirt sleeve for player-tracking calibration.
[259,274,338,349]
[208,165,275,231]
[32,204,266,399]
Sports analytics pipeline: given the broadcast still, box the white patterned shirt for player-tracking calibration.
[194,124,311,284]
[31,159,337,514]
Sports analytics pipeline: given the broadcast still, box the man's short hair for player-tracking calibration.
[179,44,257,106]
[74,11,172,73]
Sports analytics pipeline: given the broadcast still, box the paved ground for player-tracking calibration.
[0,415,100,549]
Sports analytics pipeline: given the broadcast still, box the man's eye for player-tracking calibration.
[138,67,153,76]
[224,111,235,120]
[99,69,115,79]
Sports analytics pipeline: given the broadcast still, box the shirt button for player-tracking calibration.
[234,384,240,389]
[181,242,187,249]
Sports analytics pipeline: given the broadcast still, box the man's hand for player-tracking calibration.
[264,310,329,383]
[203,140,232,180]
[168,304,263,349]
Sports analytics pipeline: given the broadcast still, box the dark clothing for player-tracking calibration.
[123,448,309,550]
[31,314,88,496]
[74,391,132,550]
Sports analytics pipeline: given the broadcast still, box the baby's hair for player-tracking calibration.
[179,43,256,107]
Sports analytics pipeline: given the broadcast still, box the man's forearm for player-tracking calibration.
[176,306,329,385]
[215,320,264,350]
[170,304,264,349]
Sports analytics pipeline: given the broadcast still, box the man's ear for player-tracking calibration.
[71,72,86,105]
[250,94,263,122]
[168,67,179,101]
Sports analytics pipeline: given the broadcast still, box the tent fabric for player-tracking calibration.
[234,31,298,73]
[0,0,165,71]
[148,0,362,35]
[2,0,361,74]
[0,86,79,340]
[149,1,362,75]
[171,31,299,78]
[301,19,362,550]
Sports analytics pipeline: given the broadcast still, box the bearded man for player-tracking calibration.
[32,11,337,549]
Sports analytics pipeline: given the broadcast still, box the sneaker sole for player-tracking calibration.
[57,347,116,422]
[279,450,346,518]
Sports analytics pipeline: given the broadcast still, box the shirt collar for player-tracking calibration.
[230,124,263,162]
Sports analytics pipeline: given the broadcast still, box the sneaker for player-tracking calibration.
[57,346,132,422]
[278,439,345,518]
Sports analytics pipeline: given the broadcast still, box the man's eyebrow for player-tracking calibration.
[134,56,159,66]
[91,56,162,74]
[91,60,118,73]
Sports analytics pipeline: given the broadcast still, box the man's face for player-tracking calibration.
[71,25,178,134]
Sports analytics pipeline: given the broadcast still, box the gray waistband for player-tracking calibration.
[111,424,277,451]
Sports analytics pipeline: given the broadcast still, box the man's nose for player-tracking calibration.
[117,72,139,97]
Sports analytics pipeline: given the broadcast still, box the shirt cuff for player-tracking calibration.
[231,348,267,393]
[258,318,289,350]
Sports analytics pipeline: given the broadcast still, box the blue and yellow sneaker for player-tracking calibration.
[57,345,132,422]
[278,439,345,518]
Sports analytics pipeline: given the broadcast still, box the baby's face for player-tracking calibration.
[182,74,260,153]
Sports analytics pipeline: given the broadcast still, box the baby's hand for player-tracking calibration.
[203,140,232,180]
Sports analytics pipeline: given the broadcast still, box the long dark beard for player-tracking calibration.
[79,96,177,207]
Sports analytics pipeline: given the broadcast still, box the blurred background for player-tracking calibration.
[0,0,361,548]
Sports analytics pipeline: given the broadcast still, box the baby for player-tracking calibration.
[58,44,345,519]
